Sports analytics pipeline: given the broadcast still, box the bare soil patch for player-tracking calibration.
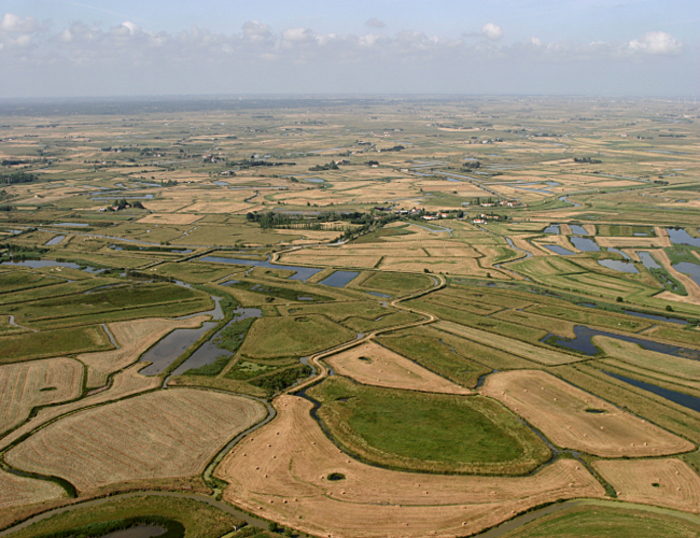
[481,370,693,457]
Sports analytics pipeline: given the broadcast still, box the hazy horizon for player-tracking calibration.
[1,0,698,99]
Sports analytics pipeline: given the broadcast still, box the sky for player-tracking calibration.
[0,0,698,98]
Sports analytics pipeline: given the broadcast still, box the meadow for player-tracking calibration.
[0,97,699,538]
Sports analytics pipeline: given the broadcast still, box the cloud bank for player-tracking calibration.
[0,13,692,97]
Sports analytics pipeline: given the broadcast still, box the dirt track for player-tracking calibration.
[216,394,604,538]
[325,341,471,395]
[481,370,693,457]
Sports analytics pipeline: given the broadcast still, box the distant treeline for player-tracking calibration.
[247,210,373,229]
[573,157,602,164]
[227,158,296,169]
[0,172,37,185]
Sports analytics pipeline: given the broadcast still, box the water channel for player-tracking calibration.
[199,256,322,282]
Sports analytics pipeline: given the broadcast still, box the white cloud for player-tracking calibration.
[242,20,272,42]
[0,13,39,33]
[626,31,682,55]
[365,18,386,29]
[481,23,503,41]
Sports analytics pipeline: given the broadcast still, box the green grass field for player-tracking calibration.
[376,330,490,387]
[500,502,700,538]
[239,314,356,358]
[2,495,246,538]
[0,324,113,363]
[307,376,550,474]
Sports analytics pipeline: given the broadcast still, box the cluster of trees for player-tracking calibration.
[379,145,405,152]
[226,158,296,169]
[573,157,602,164]
[0,205,14,212]
[309,161,339,171]
[340,212,400,241]
[0,172,37,185]
[109,199,145,211]
[462,160,481,170]
[247,210,373,230]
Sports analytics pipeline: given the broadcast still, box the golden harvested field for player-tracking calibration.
[6,388,266,494]
[0,358,83,435]
[435,321,582,365]
[0,364,160,451]
[137,214,202,225]
[0,469,66,510]
[280,252,382,269]
[595,236,671,248]
[481,370,694,457]
[78,316,210,388]
[593,459,700,513]
[325,341,472,395]
[216,394,604,538]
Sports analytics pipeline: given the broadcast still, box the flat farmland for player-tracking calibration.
[78,315,210,388]
[0,357,83,435]
[6,388,267,494]
[0,364,161,452]
[593,459,700,513]
[0,469,66,510]
[481,370,694,457]
[325,341,472,394]
[216,394,604,538]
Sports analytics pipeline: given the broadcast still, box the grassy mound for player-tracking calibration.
[307,376,550,475]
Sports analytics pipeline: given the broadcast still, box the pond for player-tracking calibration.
[598,259,638,273]
[200,256,322,282]
[543,225,560,235]
[544,245,574,256]
[559,196,581,208]
[544,325,700,360]
[570,237,600,252]
[637,251,661,269]
[606,248,630,260]
[624,310,688,325]
[45,235,65,246]
[138,321,218,376]
[603,371,700,414]
[319,270,359,288]
[171,307,262,376]
[0,259,105,273]
[666,228,700,248]
[365,291,392,298]
[673,262,700,287]
[50,222,89,227]
[569,225,589,236]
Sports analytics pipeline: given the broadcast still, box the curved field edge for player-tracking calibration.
[485,499,700,538]
[215,394,605,538]
[306,377,551,475]
[4,389,267,495]
[0,495,247,538]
